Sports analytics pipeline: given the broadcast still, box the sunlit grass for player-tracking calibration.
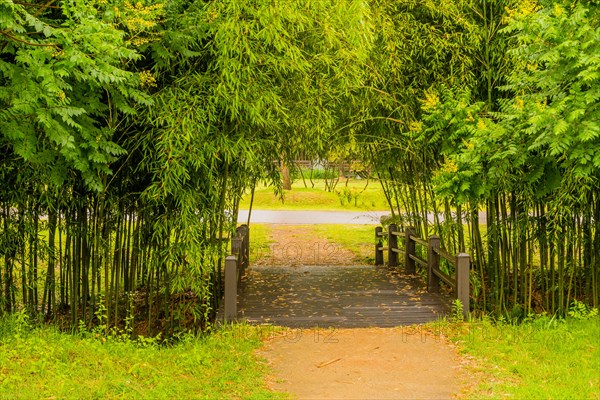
[0,317,285,399]
[309,224,376,264]
[241,179,389,211]
[248,223,273,263]
[246,224,376,265]
[447,316,600,399]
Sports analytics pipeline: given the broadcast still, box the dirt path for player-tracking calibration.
[259,327,467,399]
[253,225,469,399]
[253,225,360,266]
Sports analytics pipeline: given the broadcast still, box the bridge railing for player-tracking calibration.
[376,223,470,317]
[224,224,249,321]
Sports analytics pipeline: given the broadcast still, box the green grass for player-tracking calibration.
[449,316,600,399]
[242,179,388,211]
[310,224,376,263]
[248,223,273,263]
[246,224,376,264]
[0,316,285,399]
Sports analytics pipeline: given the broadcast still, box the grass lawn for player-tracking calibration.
[0,317,284,399]
[248,223,274,263]
[449,316,600,399]
[247,224,376,264]
[241,179,389,211]
[309,224,376,263]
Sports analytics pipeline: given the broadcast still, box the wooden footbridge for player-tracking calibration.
[236,264,450,327]
[221,224,469,328]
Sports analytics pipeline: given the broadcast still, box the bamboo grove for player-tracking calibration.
[0,0,372,333]
[360,0,599,317]
[1,0,598,335]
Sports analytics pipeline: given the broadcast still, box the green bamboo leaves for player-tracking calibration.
[137,0,375,332]
[0,0,596,332]
[363,0,598,316]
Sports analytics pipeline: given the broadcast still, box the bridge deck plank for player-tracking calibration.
[234,265,451,328]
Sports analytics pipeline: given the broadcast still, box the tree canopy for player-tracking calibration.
[0,0,597,332]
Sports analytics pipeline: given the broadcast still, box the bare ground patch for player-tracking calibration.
[258,327,473,399]
[253,225,360,266]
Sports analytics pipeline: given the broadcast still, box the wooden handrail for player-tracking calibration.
[410,235,428,246]
[431,265,455,290]
[375,224,470,317]
[433,247,457,265]
[408,254,427,268]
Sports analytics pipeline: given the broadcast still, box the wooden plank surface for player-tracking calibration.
[233,265,452,328]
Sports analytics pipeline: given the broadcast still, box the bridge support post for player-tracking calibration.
[427,235,441,292]
[224,255,238,321]
[236,224,250,271]
[388,224,398,267]
[231,237,243,276]
[375,227,384,266]
[456,253,470,318]
[405,227,416,274]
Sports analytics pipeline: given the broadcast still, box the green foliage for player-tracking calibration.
[503,0,600,177]
[0,0,151,190]
[360,0,599,318]
[0,0,377,334]
[12,309,31,337]
[133,0,375,332]
[0,0,597,334]
[437,0,600,198]
[568,300,599,320]
[450,299,465,323]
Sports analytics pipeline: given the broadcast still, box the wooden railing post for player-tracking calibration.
[428,235,441,292]
[456,253,470,318]
[244,228,249,268]
[388,223,398,267]
[375,227,384,266]
[236,224,249,270]
[405,227,416,274]
[231,236,243,271]
[224,255,238,321]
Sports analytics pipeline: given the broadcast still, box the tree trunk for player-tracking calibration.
[281,162,292,190]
